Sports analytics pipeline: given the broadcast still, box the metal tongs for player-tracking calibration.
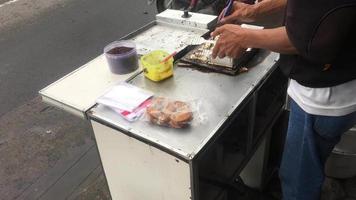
[218,0,234,22]
[200,0,234,40]
[174,0,234,61]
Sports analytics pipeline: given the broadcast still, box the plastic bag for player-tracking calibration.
[143,97,207,129]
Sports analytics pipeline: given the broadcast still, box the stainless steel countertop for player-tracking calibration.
[89,51,279,160]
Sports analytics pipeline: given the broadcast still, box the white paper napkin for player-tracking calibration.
[97,82,153,112]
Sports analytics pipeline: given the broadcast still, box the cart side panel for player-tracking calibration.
[91,121,191,200]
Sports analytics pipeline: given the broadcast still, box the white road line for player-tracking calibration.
[0,0,21,8]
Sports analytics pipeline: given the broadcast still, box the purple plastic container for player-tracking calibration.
[104,40,138,74]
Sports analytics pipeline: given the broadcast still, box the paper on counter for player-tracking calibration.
[113,98,152,122]
[96,82,153,112]
[241,24,264,30]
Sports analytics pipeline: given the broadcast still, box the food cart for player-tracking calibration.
[40,9,288,200]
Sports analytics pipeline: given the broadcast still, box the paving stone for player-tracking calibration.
[322,178,347,200]
[344,176,356,199]
[0,96,95,199]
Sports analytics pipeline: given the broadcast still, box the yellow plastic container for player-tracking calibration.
[140,50,174,82]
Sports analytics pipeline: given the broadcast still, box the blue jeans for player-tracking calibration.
[280,100,356,200]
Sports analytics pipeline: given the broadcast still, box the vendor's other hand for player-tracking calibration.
[219,1,256,24]
[211,24,249,59]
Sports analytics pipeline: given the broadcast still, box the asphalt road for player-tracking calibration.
[0,0,156,117]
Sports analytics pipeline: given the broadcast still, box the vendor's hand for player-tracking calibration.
[211,24,249,59]
[219,1,257,24]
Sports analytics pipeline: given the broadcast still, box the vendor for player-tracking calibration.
[212,0,356,199]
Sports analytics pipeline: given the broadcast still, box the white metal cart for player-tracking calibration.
[40,9,287,200]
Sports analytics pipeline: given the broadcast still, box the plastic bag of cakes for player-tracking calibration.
[144,97,206,129]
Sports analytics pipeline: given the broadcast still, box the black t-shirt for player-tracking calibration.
[279,0,356,88]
